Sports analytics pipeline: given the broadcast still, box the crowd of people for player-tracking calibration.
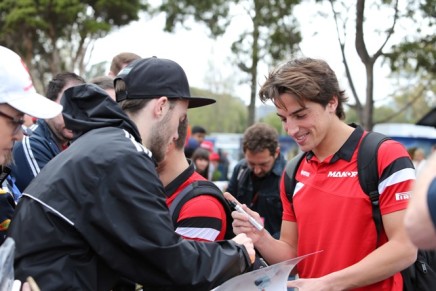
[0,44,435,291]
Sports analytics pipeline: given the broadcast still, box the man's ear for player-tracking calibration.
[328,96,338,112]
[153,96,169,118]
[274,147,280,159]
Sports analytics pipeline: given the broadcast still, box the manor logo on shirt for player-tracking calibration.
[327,171,358,178]
[395,192,410,201]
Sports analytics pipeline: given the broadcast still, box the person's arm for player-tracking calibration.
[176,195,227,241]
[405,152,436,249]
[288,210,417,291]
[79,150,252,290]
[255,220,298,263]
[11,135,57,192]
[224,191,298,264]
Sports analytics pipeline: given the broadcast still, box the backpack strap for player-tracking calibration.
[283,131,389,246]
[283,152,306,204]
[357,131,390,246]
[168,180,235,239]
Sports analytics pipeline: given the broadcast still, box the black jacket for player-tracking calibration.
[7,84,250,291]
[227,154,286,238]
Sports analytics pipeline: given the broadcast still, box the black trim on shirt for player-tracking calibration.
[164,160,195,198]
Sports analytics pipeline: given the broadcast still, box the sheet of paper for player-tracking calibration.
[211,250,323,291]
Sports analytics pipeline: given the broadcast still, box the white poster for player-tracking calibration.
[212,251,323,291]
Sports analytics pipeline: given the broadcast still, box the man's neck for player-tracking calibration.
[313,121,354,162]
[157,150,189,187]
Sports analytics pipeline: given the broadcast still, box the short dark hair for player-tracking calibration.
[110,52,141,76]
[192,147,210,161]
[115,78,150,114]
[90,76,114,90]
[242,123,279,156]
[115,78,177,115]
[192,125,206,135]
[174,118,189,150]
[46,72,85,101]
[258,58,348,120]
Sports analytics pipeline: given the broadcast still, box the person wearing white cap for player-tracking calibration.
[0,46,62,245]
[11,72,85,192]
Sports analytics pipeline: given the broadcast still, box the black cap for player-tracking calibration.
[114,56,216,108]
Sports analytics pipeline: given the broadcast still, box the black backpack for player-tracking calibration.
[168,180,235,240]
[283,131,436,291]
[168,180,269,270]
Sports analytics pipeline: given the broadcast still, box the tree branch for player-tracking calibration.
[372,0,399,61]
[355,0,370,64]
[375,84,427,124]
[329,0,362,111]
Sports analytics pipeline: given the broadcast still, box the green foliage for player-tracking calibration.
[229,0,302,73]
[344,106,359,125]
[158,0,302,126]
[188,87,248,133]
[386,35,436,75]
[387,82,433,123]
[259,112,285,135]
[159,0,231,36]
[0,0,146,91]
[384,0,436,75]
[346,81,434,125]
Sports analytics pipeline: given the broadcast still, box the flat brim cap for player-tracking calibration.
[0,46,62,118]
[114,57,216,108]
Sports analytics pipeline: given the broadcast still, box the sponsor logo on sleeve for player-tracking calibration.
[395,192,410,201]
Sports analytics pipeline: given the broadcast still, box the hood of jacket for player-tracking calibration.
[62,83,141,142]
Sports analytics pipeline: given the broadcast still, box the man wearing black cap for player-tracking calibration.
[8,57,255,290]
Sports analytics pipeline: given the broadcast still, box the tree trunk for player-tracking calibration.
[363,62,375,130]
[248,0,261,127]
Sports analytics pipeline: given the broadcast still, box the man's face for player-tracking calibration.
[245,148,277,178]
[276,93,335,154]
[194,157,209,172]
[0,104,24,165]
[46,81,82,145]
[149,100,188,163]
[192,132,206,144]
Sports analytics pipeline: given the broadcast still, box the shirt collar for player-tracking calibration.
[306,123,364,163]
[164,159,195,198]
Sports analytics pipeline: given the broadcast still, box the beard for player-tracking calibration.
[148,113,173,164]
[1,150,13,166]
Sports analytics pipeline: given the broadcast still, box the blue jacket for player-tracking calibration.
[11,119,62,192]
[0,166,21,245]
[227,153,286,238]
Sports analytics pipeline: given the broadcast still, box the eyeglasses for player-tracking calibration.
[0,111,26,135]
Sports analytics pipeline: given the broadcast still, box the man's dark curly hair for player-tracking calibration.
[242,123,279,156]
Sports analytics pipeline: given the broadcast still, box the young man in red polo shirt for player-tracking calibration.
[227,58,417,290]
[158,118,229,241]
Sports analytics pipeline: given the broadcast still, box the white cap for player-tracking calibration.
[0,46,62,118]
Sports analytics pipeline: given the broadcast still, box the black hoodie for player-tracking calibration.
[8,84,251,291]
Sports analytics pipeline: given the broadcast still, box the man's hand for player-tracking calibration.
[287,277,337,291]
[224,192,265,244]
[232,233,255,264]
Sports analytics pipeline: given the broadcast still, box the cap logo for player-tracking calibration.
[20,59,34,92]
[119,66,133,76]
